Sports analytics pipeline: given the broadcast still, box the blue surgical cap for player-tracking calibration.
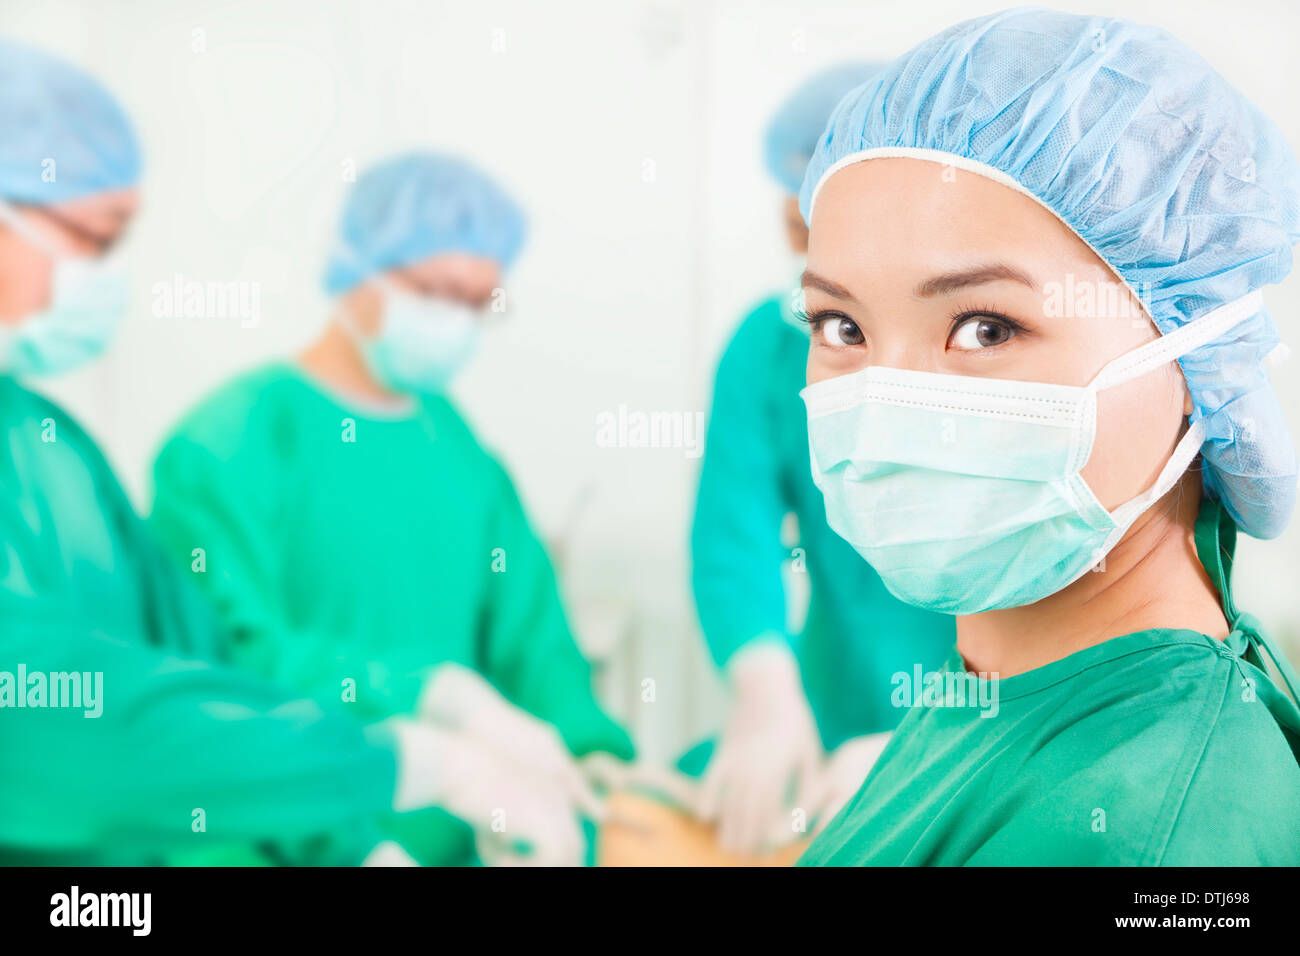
[763,62,882,194]
[0,38,141,203]
[801,8,1300,540]
[323,152,527,295]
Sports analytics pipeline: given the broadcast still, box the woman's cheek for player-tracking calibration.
[0,244,55,323]
[806,341,865,383]
[806,346,847,385]
[1082,370,1186,510]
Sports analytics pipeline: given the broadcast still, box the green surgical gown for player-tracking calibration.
[0,376,398,865]
[800,500,1300,866]
[688,298,955,760]
[149,362,635,866]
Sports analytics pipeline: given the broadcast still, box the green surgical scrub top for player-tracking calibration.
[150,362,634,866]
[0,376,398,866]
[799,500,1300,866]
[689,298,954,756]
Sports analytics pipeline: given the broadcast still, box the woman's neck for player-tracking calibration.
[955,472,1228,678]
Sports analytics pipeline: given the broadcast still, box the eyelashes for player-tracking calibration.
[798,308,845,328]
[945,305,1032,352]
[944,303,1029,335]
[800,306,1028,330]
[799,303,1033,352]
[803,309,866,348]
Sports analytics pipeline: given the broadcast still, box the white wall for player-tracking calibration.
[4,0,1299,757]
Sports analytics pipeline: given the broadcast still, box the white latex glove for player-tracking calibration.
[810,732,892,834]
[361,841,419,867]
[383,717,585,866]
[700,640,823,854]
[418,663,602,819]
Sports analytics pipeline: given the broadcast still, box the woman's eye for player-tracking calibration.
[819,315,865,347]
[949,315,1016,350]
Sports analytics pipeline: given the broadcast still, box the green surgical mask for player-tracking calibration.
[801,292,1260,615]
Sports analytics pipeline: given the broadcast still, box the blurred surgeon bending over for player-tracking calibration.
[0,39,542,867]
[149,152,634,867]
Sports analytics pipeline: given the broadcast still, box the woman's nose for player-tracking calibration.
[869,336,943,374]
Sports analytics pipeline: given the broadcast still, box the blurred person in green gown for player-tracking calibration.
[0,39,585,868]
[686,63,955,854]
[149,152,634,867]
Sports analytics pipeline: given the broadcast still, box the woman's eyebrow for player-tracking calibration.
[915,263,1036,297]
[802,269,858,302]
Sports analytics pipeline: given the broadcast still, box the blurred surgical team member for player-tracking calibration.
[0,40,536,867]
[149,153,634,867]
[688,64,955,853]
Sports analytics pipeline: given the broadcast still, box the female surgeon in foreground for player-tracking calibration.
[794,8,1300,865]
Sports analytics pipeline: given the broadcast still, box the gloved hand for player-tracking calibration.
[361,841,419,867]
[700,640,823,854]
[418,662,602,820]
[382,717,585,866]
[810,732,892,834]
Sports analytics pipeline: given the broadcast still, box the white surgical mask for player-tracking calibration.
[801,291,1261,615]
[0,200,129,377]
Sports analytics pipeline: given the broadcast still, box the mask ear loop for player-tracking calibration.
[0,200,62,259]
[1089,291,1263,392]
[333,266,403,345]
[1085,291,1264,541]
[1107,418,1208,530]
[371,274,401,298]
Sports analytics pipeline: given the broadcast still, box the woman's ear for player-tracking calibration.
[784,195,809,254]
